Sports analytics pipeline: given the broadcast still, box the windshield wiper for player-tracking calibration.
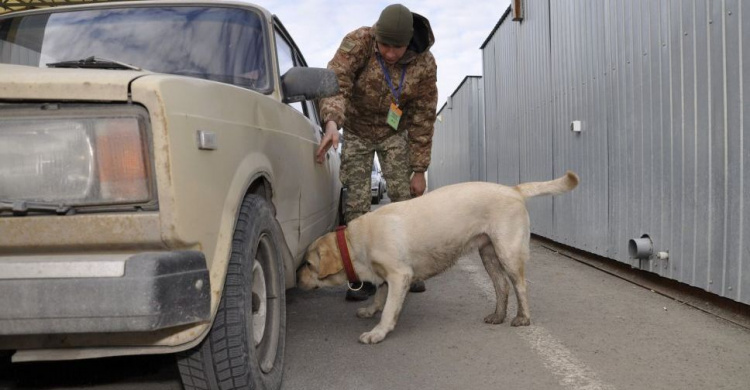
[0,200,72,216]
[47,56,142,71]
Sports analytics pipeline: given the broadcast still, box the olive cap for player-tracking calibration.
[374,4,413,46]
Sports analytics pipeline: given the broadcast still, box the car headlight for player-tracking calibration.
[0,105,153,207]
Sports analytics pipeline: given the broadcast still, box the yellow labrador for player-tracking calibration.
[297,171,579,344]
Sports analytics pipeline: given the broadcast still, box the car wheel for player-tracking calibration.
[177,194,285,390]
[372,191,380,205]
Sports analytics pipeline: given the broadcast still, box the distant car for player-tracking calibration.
[371,159,387,204]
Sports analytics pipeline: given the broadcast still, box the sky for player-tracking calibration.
[249,0,511,111]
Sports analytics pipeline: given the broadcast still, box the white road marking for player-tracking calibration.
[459,257,616,390]
[518,326,616,390]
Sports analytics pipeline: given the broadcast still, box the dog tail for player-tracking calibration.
[514,171,580,199]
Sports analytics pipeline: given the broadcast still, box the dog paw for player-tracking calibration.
[359,330,386,344]
[511,316,531,327]
[357,307,377,318]
[483,313,506,324]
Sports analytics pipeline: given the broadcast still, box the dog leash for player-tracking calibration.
[335,226,363,291]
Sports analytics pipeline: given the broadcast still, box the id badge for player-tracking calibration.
[387,103,402,131]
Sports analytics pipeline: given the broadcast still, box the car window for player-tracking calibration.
[274,30,304,115]
[304,99,321,127]
[0,6,271,91]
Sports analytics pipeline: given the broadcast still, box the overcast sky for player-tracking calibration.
[249,0,511,110]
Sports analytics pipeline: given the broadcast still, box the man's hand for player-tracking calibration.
[410,172,426,197]
[316,121,340,164]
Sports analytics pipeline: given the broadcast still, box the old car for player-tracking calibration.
[0,1,342,389]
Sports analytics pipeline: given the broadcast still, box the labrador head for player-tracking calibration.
[297,232,349,290]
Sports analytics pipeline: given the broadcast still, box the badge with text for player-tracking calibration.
[387,102,402,131]
[376,53,407,132]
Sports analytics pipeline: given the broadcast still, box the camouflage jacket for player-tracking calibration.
[319,13,438,172]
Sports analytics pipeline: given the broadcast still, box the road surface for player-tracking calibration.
[2,196,749,390]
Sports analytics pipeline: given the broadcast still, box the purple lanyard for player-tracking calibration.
[376,53,407,106]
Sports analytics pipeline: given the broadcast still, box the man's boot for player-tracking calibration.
[409,280,426,293]
[345,282,377,301]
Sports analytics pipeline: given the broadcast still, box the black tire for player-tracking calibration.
[177,195,286,390]
[372,193,380,205]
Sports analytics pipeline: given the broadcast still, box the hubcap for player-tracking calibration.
[251,233,280,374]
[251,261,267,346]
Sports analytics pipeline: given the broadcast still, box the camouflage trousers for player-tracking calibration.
[340,130,412,223]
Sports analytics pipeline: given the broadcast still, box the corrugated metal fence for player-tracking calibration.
[430,76,485,189]
[460,0,748,304]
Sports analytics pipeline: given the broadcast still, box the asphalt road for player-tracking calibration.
[2,196,749,390]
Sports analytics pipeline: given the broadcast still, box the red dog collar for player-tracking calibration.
[335,226,362,290]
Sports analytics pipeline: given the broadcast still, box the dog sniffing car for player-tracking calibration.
[298,171,579,344]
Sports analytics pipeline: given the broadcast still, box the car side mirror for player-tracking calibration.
[281,67,339,103]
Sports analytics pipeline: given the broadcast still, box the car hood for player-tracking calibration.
[0,64,146,101]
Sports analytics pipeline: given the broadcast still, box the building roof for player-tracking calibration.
[479,5,512,49]
[437,75,482,116]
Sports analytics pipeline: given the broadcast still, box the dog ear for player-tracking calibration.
[317,236,343,279]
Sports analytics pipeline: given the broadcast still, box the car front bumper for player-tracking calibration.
[0,251,210,335]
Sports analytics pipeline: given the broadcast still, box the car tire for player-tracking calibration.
[372,192,380,205]
[177,194,285,390]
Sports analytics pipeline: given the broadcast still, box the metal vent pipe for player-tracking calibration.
[628,235,653,260]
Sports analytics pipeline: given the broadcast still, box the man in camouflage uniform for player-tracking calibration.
[315,4,438,300]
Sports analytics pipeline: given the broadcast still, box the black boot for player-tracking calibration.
[409,280,426,293]
[345,282,377,301]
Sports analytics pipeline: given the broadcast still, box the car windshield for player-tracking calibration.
[0,6,270,91]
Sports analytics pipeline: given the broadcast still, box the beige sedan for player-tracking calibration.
[0,1,341,389]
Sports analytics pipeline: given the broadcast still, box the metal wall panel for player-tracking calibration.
[474,0,749,304]
[517,0,554,236]
[549,0,610,253]
[480,0,555,236]
[483,15,520,187]
[722,0,745,302]
[430,76,484,189]
[741,0,750,305]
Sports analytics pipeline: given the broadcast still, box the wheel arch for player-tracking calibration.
[200,163,293,332]
[177,188,287,390]
[243,175,296,289]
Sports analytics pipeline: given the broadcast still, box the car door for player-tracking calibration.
[274,26,339,258]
